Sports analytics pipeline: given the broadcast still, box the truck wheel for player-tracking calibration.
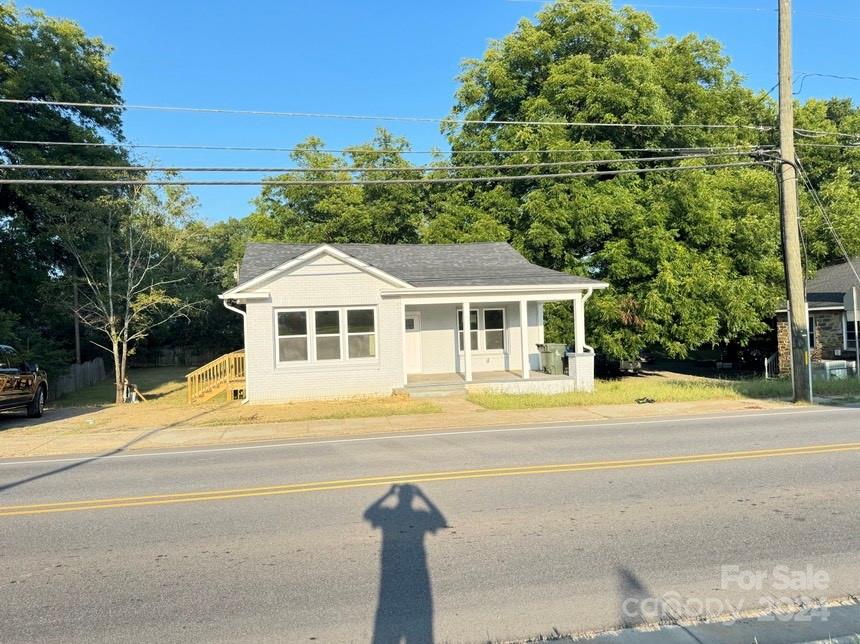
[27,386,45,418]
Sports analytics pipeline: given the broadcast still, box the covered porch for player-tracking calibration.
[387,284,602,394]
[405,369,579,396]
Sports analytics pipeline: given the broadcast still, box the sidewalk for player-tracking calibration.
[0,397,787,459]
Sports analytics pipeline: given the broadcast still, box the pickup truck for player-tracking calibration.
[0,344,47,418]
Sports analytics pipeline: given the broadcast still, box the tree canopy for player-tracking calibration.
[246,1,860,358]
[3,0,860,386]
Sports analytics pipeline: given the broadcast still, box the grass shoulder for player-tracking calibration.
[467,376,860,410]
[49,367,440,429]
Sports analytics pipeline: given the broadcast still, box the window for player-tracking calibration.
[483,309,505,351]
[808,315,815,349]
[315,310,341,360]
[277,311,308,362]
[846,313,859,348]
[457,310,478,351]
[347,308,376,359]
[276,307,377,364]
[405,318,416,331]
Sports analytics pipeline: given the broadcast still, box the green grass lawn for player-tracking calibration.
[468,376,860,410]
[468,378,745,410]
[731,376,860,401]
[54,367,189,407]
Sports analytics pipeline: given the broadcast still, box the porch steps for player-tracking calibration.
[402,383,467,398]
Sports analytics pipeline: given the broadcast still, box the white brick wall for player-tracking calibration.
[243,255,404,402]
[238,251,558,400]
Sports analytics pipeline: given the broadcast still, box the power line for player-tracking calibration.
[795,156,860,287]
[0,160,764,186]
[794,129,860,141]
[0,151,762,174]
[0,98,773,131]
[796,142,860,150]
[795,72,860,94]
[506,0,860,21]
[0,139,766,155]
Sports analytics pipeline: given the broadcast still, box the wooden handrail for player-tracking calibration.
[186,350,245,403]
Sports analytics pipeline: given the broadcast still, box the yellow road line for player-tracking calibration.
[2,441,859,517]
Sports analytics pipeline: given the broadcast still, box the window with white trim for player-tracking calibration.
[845,313,859,349]
[347,308,377,359]
[276,307,377,363]
[458,307,506,352]
[483,308,506,351]
[457,309,478,351]
[314,310,341,360]
[277,311,309,362]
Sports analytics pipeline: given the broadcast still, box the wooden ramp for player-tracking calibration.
[186,350,245,404]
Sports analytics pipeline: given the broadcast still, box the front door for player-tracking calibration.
[404,313,422,374]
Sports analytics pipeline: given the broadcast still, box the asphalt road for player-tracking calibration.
[1,407,859,643]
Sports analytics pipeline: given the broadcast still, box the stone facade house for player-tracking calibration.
[775,258,860,373]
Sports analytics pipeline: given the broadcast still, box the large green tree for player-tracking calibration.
[437,0,856,358]
[248,131,428,244]
[1,3,127,368]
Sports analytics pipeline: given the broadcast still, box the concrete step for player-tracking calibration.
[403,384,467,398]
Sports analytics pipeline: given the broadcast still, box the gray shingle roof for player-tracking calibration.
[806,257,860,308]
[236,242,605,289]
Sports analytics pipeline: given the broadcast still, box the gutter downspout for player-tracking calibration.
[222,299,249,403]
[581,288,595,353]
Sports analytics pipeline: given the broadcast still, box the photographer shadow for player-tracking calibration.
[364,484,447,644]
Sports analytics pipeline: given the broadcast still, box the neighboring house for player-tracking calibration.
[775,257,860,373]
[219,242,608,403]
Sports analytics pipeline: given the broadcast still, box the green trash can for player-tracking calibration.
[537,343,567,375]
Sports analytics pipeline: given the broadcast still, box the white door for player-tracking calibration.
[405,313,422,374]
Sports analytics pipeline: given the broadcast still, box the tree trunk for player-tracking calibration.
[113,339,124,404]
[119,337,129,404]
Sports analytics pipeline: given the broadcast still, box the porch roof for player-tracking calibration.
[235,242,606,289]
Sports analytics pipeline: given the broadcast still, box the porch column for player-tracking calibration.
[462,301,473,382]
[519,299,530,379]
[573,294,585,354]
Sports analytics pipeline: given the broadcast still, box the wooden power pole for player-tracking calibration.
[778,0,812,402]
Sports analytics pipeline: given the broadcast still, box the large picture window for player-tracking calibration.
[277,311,308,362]
[276,307,377,364]
[347,308,377,358]
[457,310,479,351]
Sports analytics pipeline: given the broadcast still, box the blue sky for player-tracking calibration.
[27,0,860,222]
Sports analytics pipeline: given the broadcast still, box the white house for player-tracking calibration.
[219,242,608,403]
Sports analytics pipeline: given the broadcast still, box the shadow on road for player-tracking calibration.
[616,566,705,643]
[364,483,447,644]
[0,404,228,494]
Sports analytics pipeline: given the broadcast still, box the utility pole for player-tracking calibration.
[778,0,812,402]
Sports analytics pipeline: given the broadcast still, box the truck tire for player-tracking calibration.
[26,385,45,418]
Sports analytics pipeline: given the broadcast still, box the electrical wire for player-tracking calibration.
[0,139,768,155]
[0,160,765,186]
[0,98,774,131]
[795,156,860,287]
[794,129,860,141]
[0,150,762,174]
[796,142,860,150]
